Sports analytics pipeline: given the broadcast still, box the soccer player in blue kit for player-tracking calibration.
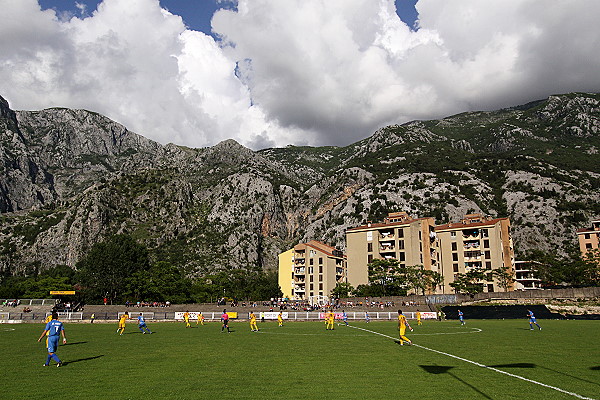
[37,312,67,367]
[527,309,542,330]
[137,313,152,334]
[458,309,465,325]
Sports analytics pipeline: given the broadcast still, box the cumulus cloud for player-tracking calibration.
[0,0,599,150]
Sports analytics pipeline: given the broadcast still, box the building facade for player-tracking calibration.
[577,219,600,260]
[346,212,439,292]
[278,240,346,303]
[435,214,515,293]
[514,260,543,290]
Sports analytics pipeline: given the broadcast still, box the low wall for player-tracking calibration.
[340,287,600,308]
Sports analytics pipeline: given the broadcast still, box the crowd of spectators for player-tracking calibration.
[2,299,20,307]
[124,301,171,308]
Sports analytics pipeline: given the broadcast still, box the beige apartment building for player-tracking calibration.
[435,214,515,293]
[577,219,600,260]
[345,212,439,292]
[278,240,346,302]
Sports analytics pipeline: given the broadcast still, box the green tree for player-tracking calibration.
[76,234,150,304]
[492,265,516,292]
[405,265,443,295]
[449,269,486,295]
[330,282,354,299]
[367,259,409,296]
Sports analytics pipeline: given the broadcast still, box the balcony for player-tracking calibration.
[379,231,395,239]
[379,244,395,252]
[464,241,480,250]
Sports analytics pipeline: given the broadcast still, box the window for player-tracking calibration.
[310,250,316,256]
[319,274,323,282]
[309,275,313,282]
[584,233,590,239]
[319,283,323,290]
[419,231,422,240]
[319,265,323,273]
[453,264,459,272]
[486,261,492,270]
[452,253,458,261]
[484,239,490,248]
[319,257,323,264]
[368,254,373,263]
[309,284,314,290]
[451,231,456,239]
[419,243,422,251]
[398,228,404,238]
[367,242,373,252]
[485,251,491,259]
[309,259,314,265]
[586,243,593,249]
[399,252,406,261]
[308,267,313,274]
[481,229,489,238]
[398,240,405,250]
[487,284,494,292]
[451,242,457,251]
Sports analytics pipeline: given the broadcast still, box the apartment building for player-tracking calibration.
[345,212,439,292]
[577,219,600,259]
[514,260,543,290]
[435,214,515,293]
[278,240,346,302]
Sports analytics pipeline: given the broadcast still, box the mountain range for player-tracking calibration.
[1,92,599,276]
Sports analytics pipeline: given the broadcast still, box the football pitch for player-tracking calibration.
[1,319,598,399]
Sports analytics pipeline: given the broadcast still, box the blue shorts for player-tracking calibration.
[47,336,59,353]
[139,322,147,327]
[529,318,537,323]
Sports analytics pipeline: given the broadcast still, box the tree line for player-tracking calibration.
[0,234,282,304]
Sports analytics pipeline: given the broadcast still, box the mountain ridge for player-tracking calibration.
[1,92,598,276]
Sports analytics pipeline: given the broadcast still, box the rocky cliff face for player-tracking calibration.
[1,92,599,276]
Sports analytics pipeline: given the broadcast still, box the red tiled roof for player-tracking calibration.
[347,217,432,232]
[435,217,508,231]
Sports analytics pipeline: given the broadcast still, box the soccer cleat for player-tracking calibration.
[56,362,63,367]
[42,364,49,367]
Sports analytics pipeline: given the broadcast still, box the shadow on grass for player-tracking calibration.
[420,365,492,399]
[63,341,87,346]
[489,363,535,368]
[538,365,600,387]
[490,363,599,387]
[590,366,600,371]
[64,355,104,365]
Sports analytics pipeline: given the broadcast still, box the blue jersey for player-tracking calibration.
[528,311,536,321]
[138,315,146,325]
[44,320,63,337]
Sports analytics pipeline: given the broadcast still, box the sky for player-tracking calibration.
[1,1,599,150]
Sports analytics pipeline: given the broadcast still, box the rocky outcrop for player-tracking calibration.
[0,92,599,276]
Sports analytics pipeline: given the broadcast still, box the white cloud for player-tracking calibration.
[1,0,599,150]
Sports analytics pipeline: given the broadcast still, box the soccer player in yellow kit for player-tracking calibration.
[117,312,128,335]
[416,310,422,326]
[183,311,191,328]
[44,313,53,346]
[197,312,205,326]
[397,310,413,345]
[326,311,335,330]
[277,311,283,327]
[250,311,259,332]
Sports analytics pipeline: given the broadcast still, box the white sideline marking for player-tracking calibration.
[347,325,596,400]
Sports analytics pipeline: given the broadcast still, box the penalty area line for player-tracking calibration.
[347,325,595,400]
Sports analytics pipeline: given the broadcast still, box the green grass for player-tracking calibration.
[1,319,598,399]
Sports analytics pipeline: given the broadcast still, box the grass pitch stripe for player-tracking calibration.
[347,325,596,400]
